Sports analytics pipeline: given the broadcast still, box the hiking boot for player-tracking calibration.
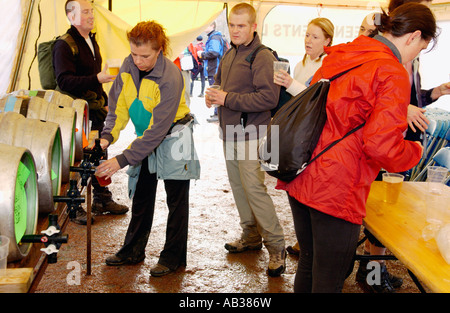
[70,206,95,225]
[267,249,286,277]
[150,263,176,277]
[368,263,396,293]
[224,238,263,253]
[356,260,403,290]
[92,188,128,215]
[388,272,403,289]
[286,242,300,256]
[105,253,145,266]
[92,199,128,215]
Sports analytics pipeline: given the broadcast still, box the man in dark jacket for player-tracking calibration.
[53,0,128,224]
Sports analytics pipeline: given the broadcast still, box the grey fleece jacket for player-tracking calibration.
[214,33,280,141]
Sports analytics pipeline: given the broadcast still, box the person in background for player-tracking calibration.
[205,3,286,277]
[190,36,206,97]
[173,51,191,107]
[274,17,334,257]
[358,13,378,37]
[355,0,450,293]
[274,17,334,97]
[388,0,449,141]
[53,0,128,225]
[199,22,224,122]
[99,21,200,277]
[276,3,436,292]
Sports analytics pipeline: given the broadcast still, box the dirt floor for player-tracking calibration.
[34,82,426,294]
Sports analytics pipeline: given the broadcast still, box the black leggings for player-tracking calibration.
[288,195,361,293]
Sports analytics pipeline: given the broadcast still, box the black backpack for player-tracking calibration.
[258,66,365,182]
[38,33,78,90]
[246,44,292,117]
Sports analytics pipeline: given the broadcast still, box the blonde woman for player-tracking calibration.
[274,17,334,96]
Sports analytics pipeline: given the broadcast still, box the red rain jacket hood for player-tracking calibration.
[276,35,422,225]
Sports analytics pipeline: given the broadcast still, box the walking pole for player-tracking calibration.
[86,177,92,275]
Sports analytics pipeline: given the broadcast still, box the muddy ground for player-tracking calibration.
[34,83,424,294]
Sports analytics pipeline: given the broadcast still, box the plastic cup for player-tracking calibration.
[207,85,221,108]
[107,59,121,76]
[426,166,449,224]
[0,235,10,276]
[427,166,448,185]
[94,161,112,187]
[273,61,289,74]
[94,173,112,187]
[382,173,404,204]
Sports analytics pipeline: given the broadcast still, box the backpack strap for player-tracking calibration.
[59,33,78,56]
[245,44,271,69]
[329,65,361,81]
[298,122,366,175]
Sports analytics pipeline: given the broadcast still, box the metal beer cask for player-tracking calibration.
[0,95,76,183]
[28,90,89,161]
[0,143,38,262]
[0,112,62,213]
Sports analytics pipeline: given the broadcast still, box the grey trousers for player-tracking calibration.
[223,139,285,253]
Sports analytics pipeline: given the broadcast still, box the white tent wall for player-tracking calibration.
[2,0,449,101]
[0,0,29,95]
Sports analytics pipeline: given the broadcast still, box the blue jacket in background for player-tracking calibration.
[202,30,223,78]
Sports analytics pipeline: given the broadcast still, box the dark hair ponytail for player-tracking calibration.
[375,3,437,43]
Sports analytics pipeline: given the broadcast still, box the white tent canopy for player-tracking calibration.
[1,0,449,106]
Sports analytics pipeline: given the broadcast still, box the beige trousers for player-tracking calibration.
[223,139,285,253]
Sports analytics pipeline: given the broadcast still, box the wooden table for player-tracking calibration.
[364,181,450,293]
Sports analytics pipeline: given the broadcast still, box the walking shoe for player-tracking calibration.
[70,206,95,225]
[92,199,128,215]
[92,188,128,215]
[286,245,299,256]
[388,272,403,289]
[368,263,396,293]
[198,94,204,97]
[356,260,403,290]
[224,238,263,253]
[150,263,176,277]
[267,249,286,277]
[105,253,145,266]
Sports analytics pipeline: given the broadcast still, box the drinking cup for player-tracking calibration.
[107,59,121,76]
[426,166,449,224]
[382,173,404,204]
[94,161,112,187]
[207,85,221,108]
[273,61,289,74]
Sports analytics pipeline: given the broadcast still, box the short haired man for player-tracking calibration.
[53,0,128,224]
[205,3,286,277]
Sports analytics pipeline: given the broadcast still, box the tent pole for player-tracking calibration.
[8,0,36,93]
